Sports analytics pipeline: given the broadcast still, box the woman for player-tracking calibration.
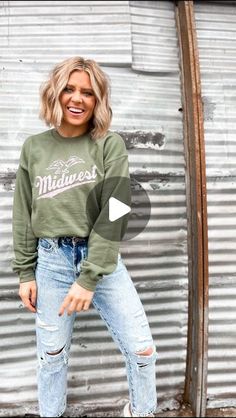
[12,56,157,417]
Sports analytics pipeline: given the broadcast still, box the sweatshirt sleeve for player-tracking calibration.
[12,138,38,282]
[76,132,131,291]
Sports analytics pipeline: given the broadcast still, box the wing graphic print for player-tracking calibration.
[66,156,85,168]
[47,156,85,174]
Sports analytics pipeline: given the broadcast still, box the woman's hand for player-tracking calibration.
[58,282,94,316]
[19,280,37,313]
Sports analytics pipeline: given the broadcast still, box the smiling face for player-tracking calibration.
[59,70,96,137]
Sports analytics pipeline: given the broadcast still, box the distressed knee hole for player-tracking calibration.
[47,345,65,356]
[136,346,156,368]
[135,346,154,356]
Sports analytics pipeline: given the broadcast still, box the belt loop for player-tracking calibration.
[52,237,59,248]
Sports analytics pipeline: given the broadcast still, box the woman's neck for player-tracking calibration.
[56,124,89,138]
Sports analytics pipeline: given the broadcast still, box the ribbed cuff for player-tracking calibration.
[19,271,36,283]
[76,273,100,292]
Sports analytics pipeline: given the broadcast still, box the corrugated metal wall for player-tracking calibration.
[0,1,188,415]
[194,0,236,409]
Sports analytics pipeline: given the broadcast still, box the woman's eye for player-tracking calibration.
[63,87,73,93]
[62,88,94,96]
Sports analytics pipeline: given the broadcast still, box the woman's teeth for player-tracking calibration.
[68,107,84,114]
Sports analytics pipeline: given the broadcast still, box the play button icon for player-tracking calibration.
[109,197,131,222]
[86,175,151,242]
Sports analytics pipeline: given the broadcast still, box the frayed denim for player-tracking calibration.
[35,238,157,417]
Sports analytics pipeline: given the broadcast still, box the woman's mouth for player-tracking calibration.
[67,106,85,116]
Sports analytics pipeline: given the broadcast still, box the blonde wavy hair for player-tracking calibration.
[39,56,112,140]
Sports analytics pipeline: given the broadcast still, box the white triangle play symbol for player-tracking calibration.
[109,197,131,222]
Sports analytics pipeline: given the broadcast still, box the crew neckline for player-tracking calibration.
[51,128,90,142]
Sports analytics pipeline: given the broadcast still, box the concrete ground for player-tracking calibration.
[1,403,236,417]
[206,409,236,417]
[156,406,236,417]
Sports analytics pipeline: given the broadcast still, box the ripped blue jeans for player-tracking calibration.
[35,237,157,417]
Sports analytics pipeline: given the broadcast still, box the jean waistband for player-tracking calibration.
[58,236,89,246]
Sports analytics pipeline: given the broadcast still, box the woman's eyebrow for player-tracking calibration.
[66,84,94,93]
[81,88,94,92]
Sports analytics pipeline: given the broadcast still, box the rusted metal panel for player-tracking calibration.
[194,0,236,410]
[0,1,188,415]
[176,1,209,416]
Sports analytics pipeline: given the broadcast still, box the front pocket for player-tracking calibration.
[38,238,54,252]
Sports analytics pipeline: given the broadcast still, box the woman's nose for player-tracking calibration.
[72,91,82,102]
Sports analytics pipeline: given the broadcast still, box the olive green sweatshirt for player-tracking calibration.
[12,128,130,291]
